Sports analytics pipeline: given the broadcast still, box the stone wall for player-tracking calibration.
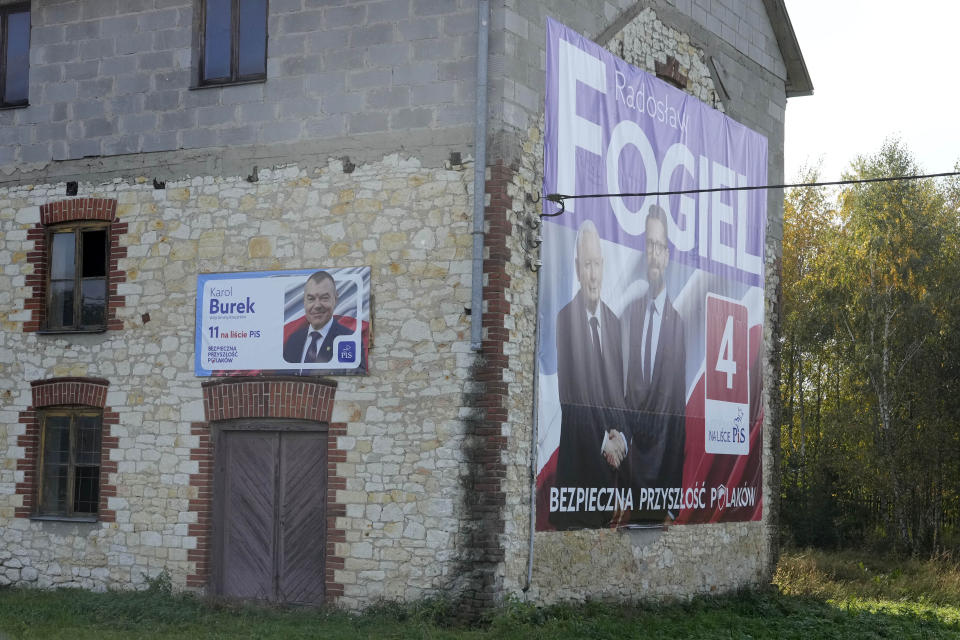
[0,156,478,603]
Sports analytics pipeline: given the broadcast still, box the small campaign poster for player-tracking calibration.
[536,19,767,530]
[195,266,370,376]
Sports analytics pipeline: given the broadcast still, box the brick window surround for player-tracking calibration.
[24,197,127,332]
[188,376,345,601]
[14,377,119,522]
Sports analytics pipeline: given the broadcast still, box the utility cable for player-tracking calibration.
[543,170,960,217]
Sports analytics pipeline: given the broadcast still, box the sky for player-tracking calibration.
[782,1,960,182]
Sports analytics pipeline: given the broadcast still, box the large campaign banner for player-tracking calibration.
[195,267,370,376]
[536,19,766,530]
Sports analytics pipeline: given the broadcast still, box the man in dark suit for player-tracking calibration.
[283,270,362,369]
[552,220,626,528]
[622,205,686,522]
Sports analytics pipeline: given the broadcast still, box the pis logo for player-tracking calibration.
[338,342,356,363]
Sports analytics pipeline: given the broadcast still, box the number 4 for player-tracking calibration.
[716,315,737,389]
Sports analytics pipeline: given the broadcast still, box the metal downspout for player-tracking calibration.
[470,0,489,352]
[525,268,541,591]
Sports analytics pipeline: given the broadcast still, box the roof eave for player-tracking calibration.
[762,0,814,97]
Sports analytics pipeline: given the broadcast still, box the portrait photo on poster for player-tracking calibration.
[280,269,369,374]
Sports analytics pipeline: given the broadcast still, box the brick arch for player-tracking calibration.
[39,198,117,225]
[14,377,119,522]
[186,377,345,601]
[201,376,338,422]
[30,376,110,408]
[24,197,127,333]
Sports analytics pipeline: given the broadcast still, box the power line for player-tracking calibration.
[543,170,960,217]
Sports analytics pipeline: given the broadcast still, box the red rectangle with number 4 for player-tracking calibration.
[704,294,750,455]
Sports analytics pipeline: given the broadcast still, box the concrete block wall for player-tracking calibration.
[4,0,478,180]
[486,0,636,164]
[486,0,788,200]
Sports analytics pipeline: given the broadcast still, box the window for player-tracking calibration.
[0,3,29,107]
[28,198,123,335]
[36,408,102,518]
[199,0,267,86]
[46,223,109,332]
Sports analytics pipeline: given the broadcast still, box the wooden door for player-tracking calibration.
[277,431,328,604]
[213,425,327,604]
[217,431,278,600]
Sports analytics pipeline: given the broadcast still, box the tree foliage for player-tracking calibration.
[780,140,960,555]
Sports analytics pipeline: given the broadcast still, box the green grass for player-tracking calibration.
[775,548,960,605]
[1,551,959,639]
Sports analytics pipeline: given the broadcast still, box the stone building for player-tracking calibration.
[0,0,810,610]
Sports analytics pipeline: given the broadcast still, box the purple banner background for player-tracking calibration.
[536,19,769,530]
[543,18,767,286]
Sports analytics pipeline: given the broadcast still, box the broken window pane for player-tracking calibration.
[47,225,109,331]
[81,229,107,278]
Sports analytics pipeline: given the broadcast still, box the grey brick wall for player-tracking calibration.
[2,0,478,180]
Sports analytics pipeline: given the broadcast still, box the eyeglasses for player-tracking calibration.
[647,240,668,256]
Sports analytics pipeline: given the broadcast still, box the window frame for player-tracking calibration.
[197,0,268,87]
[0,2,30,109]
[43,221,110,334]
[34,407,103,521]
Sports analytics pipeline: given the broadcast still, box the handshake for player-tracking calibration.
[601,429,627,468]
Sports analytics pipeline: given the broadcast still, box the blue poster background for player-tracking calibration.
[195,266,370,376]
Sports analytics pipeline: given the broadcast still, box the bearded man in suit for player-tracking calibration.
[621,204,687,522]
